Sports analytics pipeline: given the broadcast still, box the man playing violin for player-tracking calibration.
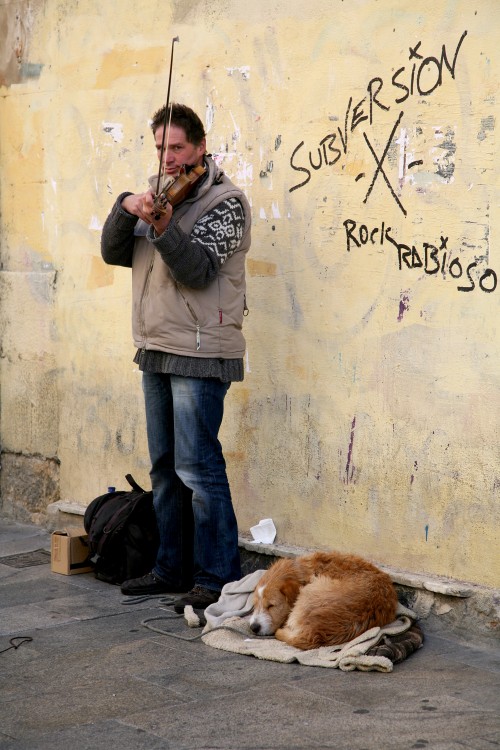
[101,103,251,612]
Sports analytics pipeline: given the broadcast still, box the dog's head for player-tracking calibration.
[249,560,304,636]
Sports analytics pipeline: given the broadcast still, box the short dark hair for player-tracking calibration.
[150,103,206,145]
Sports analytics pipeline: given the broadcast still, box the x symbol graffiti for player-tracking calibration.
[363,110,407,217]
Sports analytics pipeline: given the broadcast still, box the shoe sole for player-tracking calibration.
[121,584,187,596]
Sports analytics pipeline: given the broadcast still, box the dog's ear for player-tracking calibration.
[280,577,301,606]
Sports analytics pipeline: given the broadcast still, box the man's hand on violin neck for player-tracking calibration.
[121,190,172,234]
[121,191,153,222]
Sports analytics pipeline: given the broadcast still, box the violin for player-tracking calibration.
[151,37,208,220]
[152,163,207,218]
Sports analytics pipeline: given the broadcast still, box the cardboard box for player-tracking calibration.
[51,527,93,575]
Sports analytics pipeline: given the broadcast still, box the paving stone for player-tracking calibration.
[0,520,51,551]
[119,681,500,750]
[0,722,168,750]
[0,671,191,742]
[0,603,85,635]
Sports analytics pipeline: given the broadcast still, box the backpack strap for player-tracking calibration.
[95,491,152,558]
[125,474,146,493]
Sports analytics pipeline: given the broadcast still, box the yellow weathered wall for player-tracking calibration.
[1,0,498,586]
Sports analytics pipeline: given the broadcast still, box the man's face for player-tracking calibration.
[155,124,206,177]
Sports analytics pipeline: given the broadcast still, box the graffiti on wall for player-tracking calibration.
[343,219,497,294]
[288,31,497,293]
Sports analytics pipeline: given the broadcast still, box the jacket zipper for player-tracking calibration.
[139,255,155,349]
[176,284,202,351]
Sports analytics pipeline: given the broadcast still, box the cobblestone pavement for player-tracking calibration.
[1,519,499,750]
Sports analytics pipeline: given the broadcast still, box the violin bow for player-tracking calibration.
[155,36,179,197]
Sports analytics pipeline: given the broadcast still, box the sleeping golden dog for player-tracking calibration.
[249,551,397,650]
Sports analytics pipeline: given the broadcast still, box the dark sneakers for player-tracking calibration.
[173,585,221,613]
[120,571,185,596]
[121,576,221,611]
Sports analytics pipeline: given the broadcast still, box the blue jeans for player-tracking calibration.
[142,371,241,592]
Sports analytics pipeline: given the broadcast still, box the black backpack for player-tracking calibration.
[83,474,160,584]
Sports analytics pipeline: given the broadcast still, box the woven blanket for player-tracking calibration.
[201,570,423,673]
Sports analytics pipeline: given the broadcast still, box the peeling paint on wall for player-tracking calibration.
[102,122,124,143]
[0,1,42,86]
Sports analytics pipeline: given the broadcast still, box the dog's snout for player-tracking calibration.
[250,621,261,634]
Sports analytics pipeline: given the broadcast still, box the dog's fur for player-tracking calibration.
[249,551,397,650]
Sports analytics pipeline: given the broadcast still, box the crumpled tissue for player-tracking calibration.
[249,518,276,544]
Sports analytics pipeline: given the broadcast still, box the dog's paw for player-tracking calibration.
[275,627,290,643]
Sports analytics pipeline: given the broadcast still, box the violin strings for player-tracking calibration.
[160,103,175,193]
